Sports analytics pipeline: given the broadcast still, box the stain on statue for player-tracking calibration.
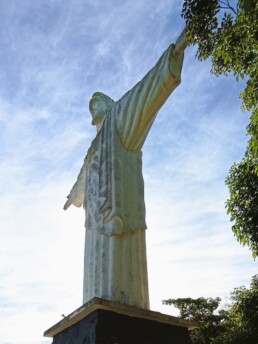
[64,30,186,309]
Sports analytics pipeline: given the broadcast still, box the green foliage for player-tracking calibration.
[182,0,258,155]
[221,275,258,344]
[163,276,258,344]
[162,297,227,344]
[181,0,258,256]
[225,149,258,258]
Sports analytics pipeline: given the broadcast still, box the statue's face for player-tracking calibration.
[89,94,107,125]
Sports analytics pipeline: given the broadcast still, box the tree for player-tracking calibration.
[225,149,258,258]
[163,275,258,344]
[220,275,258,344]
[162,297,227,344]
[181,0,258,256]
[182,0,258,156]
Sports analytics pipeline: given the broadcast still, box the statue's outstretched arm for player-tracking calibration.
[63,161,86,210]
[174,27,187,57]
[116,31,186,151]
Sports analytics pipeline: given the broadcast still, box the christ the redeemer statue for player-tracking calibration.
[64,29,187,310]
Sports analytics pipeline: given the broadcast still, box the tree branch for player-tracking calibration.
[219,0,238,15]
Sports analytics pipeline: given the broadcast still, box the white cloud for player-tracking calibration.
[0,0,256,343]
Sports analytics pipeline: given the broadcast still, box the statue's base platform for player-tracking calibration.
[44,298,197,344]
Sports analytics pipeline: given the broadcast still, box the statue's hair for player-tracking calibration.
[91,92,115,109]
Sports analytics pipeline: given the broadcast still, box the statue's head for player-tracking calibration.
[89,92,114,126]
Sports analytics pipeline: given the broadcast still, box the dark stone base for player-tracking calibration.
[44,298,196,344]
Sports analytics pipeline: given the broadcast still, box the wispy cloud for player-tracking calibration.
[0,0,256,343]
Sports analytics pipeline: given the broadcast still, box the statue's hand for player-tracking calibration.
[63,198,73,210]
[64,197,83,210]
[174,27,187,56]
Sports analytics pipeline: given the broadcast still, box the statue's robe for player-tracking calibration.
[67,44,184,309]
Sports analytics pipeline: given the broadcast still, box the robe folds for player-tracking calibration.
[67,44,184,309]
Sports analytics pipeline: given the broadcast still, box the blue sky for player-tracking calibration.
[0,1,257,343]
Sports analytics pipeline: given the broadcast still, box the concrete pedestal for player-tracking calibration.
[44,298,197,344]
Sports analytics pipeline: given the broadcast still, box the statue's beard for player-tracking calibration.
[91,114,106,128]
